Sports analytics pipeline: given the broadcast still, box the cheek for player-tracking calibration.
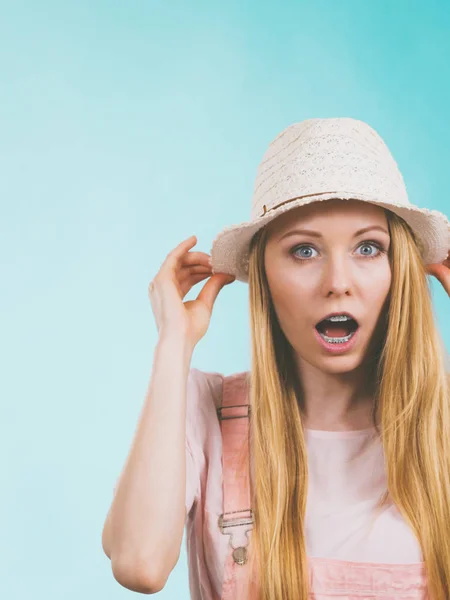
[269,277,311,321]
[266,258,315,298]
[362,263,392,306]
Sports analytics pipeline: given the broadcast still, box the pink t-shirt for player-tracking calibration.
[185,368,425,599]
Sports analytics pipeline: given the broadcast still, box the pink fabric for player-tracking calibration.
[185,368,428,599]
[219,373,254,600]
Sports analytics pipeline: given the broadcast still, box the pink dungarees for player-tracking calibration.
[217,372,429,599]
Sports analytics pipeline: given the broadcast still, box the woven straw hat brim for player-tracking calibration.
[210,192,450,283]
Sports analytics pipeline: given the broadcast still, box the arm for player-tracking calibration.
[101,332,194,593]
[101,234,235,593]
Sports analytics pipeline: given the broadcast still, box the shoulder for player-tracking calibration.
[221,370,250,398]
[187,367,222,413]
[187,368,249,411]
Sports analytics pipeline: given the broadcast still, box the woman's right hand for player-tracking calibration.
[148,235,236,348]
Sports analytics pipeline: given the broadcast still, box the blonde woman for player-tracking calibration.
[102,118,450,599]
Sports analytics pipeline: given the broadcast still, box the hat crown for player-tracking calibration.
[210,116,449,282]
[251,117,409,219]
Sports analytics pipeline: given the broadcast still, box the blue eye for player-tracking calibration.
[293,246,318,259]
[290,241,386,261]
[355,242,384,258]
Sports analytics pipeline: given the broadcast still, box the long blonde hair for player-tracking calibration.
[236,206,450,599]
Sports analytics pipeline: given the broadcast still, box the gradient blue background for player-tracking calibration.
[2,1,449,598]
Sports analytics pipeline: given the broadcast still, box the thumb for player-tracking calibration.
[196,273,235,312]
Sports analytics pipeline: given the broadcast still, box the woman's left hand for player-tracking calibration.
[426,251,450,297]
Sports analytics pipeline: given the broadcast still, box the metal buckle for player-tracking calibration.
[218,509,254,532]
[216,404,251,420]
[218,510,254,566]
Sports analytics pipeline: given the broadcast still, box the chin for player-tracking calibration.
[316,354,364,374]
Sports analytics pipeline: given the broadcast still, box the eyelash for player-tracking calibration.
[290,240,387,261]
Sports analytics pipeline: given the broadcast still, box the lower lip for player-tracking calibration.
[313,326,360,354]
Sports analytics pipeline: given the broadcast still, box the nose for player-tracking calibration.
[321,253,352,297]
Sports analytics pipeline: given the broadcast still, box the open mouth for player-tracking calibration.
[315,316,359,344]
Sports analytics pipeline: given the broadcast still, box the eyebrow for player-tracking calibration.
[278,225,390,241]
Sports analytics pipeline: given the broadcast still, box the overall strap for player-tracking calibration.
[217,372,254,600]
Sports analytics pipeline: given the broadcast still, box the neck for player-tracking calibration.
[294,358,377,431]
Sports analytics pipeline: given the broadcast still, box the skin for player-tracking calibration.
[426,253,450,296]
[264,198,392,431]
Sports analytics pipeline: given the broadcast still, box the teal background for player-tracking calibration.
[1,1,449,598]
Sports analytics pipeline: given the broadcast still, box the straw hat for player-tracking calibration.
[210,117,450,283]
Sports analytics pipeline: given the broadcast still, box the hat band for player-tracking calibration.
[259,191,354,218]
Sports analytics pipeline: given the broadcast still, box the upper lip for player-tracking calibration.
[315,312,359,326]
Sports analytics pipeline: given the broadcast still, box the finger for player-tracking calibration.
[427,264,450,296]
[179,272,211,298]
[163,235,198,269]
[196,273,235,312]
[178,267,213,289]
[180,251,212,268]
[179,264,213,278]
[438,250,450,269]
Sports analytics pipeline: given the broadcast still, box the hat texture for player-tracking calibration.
[210,117,450,283]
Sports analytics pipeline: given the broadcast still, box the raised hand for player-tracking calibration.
[426,250,450,297]
[148,235,235,348]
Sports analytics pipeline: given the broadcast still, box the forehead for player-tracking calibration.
[265,198,388,238]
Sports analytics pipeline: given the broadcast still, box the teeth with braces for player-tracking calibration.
[326,315,351,321]
[319,331,355,344]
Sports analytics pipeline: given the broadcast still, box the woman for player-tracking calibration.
[102,118,450,599]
